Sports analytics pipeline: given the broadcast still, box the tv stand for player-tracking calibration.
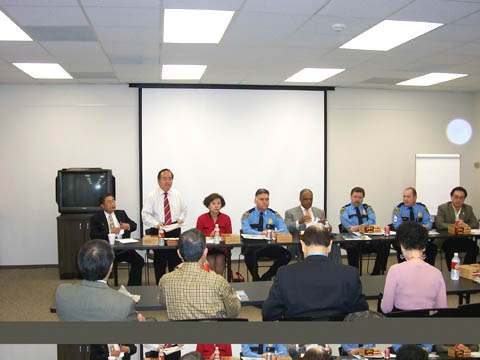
[57,214,93,279]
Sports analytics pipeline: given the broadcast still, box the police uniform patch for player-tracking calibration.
[394,207,400,215]
[268,218,273,224]
[368,206,374,213]
[418,212,422,218]
[394,215,398,222]
[362,209,367,216]
[340,207,345,215]
[274,211,283,219]
[242,212,249,220]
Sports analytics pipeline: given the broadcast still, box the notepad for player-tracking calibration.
[236,290,249,302]
[117,238,139,244]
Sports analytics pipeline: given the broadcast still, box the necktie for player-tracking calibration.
[164,192,172,225]
[409,207,415,221]
[108,214,115,231]
[258,212,264,231]
[355,207,363,225]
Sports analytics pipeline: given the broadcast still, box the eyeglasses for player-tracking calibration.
[452,195,465,200]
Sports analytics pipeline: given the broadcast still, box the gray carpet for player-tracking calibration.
[0,256,476,321]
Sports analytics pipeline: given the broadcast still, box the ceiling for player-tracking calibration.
[1,0,480,92]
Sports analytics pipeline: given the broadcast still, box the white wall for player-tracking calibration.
[0,85,139,266]
[1,84,479,265]
[327,88,477,230]
[0,345,57,360]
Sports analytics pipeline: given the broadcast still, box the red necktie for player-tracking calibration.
[164,192,172,225]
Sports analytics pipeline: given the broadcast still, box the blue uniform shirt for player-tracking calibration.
[392,202,432,229]
[241,207,288,234]
[340,202,376,230]
[241,344,289,358]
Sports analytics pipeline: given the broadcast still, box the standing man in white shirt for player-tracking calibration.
[142,168,188,284]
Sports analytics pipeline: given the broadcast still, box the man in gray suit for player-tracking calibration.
[285,189,341,263]
[435,186,479,270]
[55,239,146,321]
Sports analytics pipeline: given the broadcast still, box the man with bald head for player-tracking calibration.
[285,188,341,263]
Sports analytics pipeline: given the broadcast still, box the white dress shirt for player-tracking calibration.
[104,211,124,238]
[295,206,314,229]
[142,187,188,229]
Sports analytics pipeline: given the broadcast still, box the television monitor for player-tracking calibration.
[56,168,115,214]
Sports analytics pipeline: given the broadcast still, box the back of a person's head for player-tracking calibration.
[181,351,204,360]
[344,310,385,321]
[78,239,114,280]
[302,225,330,247]
[303,348,330,360]
[179,229,206,262]
[396,345,428,360]
[396,221,428,250]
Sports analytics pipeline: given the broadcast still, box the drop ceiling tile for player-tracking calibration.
[417,24,480,43]
[80,0,159,8]
[0,41,54,62]
[163,0,243,10]
[3,5,88,26]
[40,41,109,65]
[390,0,480,23]
[242,0,329,14]
[318,0,412,19]
[108,54,158,65]
[452,41,480,55]
[0,0,77,5]
[160,43,217,64]
[70,71,116,79]
[83,6,160,27]
[23,26,97,41]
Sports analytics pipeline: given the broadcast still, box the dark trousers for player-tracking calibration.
[244,245,292,281]
[146,227,182,284]
[114,249,145,286]
[342,240,390,275]
[394,240,437,266]
[443,237,479,271]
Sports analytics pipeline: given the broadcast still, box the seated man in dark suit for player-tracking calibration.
[55,239,146,321]
[262,225,368,321]
[90,193,144,285]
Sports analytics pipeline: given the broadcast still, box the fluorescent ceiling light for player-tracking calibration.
[12,63,73,79]
[164,9,234,43]
[285,68,345,83]
[397,72,468,86]
[340,20,443,51]
[0,10,32,41]
[162,64,207,80]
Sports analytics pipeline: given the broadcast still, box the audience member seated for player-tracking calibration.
[302,348,330,360]
[90,344,137,360]
[242,344,289,359]
[90,193,144,285]
[435,344,479,355]
[241,188,292,281]
[435,186,479,270]
[196,344,232,359]
[196,193,232,276]
[144,344,183,360]
[262,225,368,321]
[158,229,240,320]
[394,344,432,358]
[55,239,146,321]
[381,222,447,314]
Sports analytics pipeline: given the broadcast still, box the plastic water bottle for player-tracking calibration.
[451,252,460,280]
[158,228,165,246]
[324,220,331,232]
[214,224,221,244]
[214,346,221,360]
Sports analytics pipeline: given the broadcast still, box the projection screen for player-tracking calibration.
[140,87,327,234]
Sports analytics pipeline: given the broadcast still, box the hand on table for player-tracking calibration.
[110,227,121,234]
[349,225,359,232]
[299,215,312,224]
[119,222,130,230]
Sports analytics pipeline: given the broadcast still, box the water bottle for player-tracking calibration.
[451,252,460,280]
[214,224,221,244]
[324,220,331,232]
[214,346,221,360]
[158,228,165,246]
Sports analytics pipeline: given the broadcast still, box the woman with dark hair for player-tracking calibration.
[381,221,447,313]
[196,193,232,275]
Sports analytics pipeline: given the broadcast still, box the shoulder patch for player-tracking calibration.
[394,207,400,215]
[274,211,283,219]
[242,212,250,220]
[340,207,345,215]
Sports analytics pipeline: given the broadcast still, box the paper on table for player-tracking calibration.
[241,234,267,240]
[470,352,480,358]
[162,223,181,232]
[236,290,249,301]
[429,230,440,235]
[164,346,182,355]
[471,229,480,235]
[343,234,371,240]
[117,238,139,244]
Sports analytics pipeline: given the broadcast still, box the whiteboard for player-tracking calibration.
[415,154,461,216]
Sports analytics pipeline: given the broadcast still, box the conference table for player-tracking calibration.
[113,230,480,284]
[49,271,480,314]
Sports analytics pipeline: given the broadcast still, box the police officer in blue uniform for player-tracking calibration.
[340,187,390,275]
[241,188,292,281]
[392,187,437,265]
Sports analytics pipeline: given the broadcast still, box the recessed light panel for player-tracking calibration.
[12,63,73,79]
[162,65,207,80]
[285,68,345,83]
[340,20,442,51]
[397,73,467,86]
[0,10,32,41]
[164,9,234,44]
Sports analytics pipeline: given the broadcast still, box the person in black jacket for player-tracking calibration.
[262,225,368,320]
[90,193,144,285]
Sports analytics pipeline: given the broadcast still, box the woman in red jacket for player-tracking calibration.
[196,344,232,359]
[196,193,232,275]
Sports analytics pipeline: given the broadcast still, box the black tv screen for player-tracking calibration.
[56,168,115,213]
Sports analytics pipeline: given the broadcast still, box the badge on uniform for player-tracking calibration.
[394,215,398,222]
[340,207,345,215]
[418,212,422,218]
[268,218,273,224]
[394,207,400,215]
[362,209,367,216]
[242,212,249,220]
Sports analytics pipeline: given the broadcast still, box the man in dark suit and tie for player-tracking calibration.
[90,193,144,285]
[262,225,368,321]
